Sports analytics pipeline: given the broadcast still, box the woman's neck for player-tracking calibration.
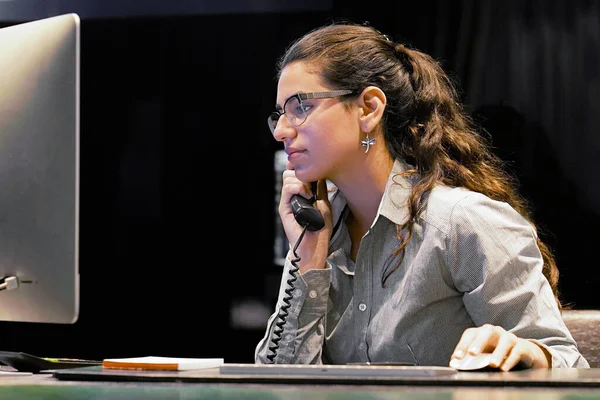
[334,154,394,237]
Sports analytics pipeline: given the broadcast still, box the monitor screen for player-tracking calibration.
[0,13,80,323]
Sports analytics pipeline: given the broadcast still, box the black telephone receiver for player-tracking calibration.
[290,181,325,231]
[266,181,324,363]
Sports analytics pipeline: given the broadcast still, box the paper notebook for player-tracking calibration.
[102,356,224,371]
[0,369,33,376]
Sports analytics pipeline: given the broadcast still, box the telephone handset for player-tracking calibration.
[290,181,325,231]
[266,181,324,363]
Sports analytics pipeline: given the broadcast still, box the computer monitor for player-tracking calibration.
[0,13,80,323]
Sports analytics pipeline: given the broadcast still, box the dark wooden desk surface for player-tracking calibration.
[2,365,600,399]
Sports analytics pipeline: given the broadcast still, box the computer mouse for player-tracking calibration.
[449,353,499,371]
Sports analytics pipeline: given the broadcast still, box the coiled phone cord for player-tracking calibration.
[266,224,308,363]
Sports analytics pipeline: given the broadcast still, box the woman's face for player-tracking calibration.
[272,61,363,183]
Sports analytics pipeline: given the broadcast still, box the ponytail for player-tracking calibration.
[387,44,563,308]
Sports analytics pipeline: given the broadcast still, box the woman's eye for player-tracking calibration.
[294,104,311,115]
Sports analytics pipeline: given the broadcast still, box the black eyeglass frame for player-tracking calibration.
[267,89,360,134]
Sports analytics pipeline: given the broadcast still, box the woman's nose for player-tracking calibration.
[272,116,296,142]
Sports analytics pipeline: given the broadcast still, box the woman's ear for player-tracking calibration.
[358,86,386,133]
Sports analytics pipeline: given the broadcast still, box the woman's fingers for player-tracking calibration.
[489,330,517,368]
[316,179,328,200]
[452,324,544,371]
[453,324,496,358]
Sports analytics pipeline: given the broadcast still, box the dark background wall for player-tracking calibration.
[0,0,598,364]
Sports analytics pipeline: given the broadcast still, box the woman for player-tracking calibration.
[255,22,589,370]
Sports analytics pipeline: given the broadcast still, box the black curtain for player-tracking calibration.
[435,0,600,308]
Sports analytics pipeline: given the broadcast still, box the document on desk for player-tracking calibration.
[0,369,33,376]
[102,356,224,371]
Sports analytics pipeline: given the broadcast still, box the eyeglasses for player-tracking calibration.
[267,90,359,134]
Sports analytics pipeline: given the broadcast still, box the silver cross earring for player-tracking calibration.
[361,132,376,153]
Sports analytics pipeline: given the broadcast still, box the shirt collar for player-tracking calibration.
[329,158,414,230]
[377,158,414,226]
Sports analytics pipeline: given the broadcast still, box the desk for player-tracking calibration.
[1,366,600,400]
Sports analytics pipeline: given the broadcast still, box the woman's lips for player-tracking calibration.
[287,150,305,162]
[286,147,303,157]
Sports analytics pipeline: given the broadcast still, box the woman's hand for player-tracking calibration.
[451,324,552,371]
[278,170,333,273]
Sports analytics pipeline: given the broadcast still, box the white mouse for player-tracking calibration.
[449,353,498,371]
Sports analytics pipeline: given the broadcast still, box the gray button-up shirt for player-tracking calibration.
[255,159,589,368]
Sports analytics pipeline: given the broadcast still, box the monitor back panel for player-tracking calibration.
[0,13,80,323]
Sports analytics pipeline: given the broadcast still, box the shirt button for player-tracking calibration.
[308,290,318,299]
[358,303,367,312]
[358,343,366,350]
[285,334,293,342]
[294,289,302,297]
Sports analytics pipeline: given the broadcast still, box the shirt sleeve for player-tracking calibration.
[447,193,590,368]
[254,257,331,364]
